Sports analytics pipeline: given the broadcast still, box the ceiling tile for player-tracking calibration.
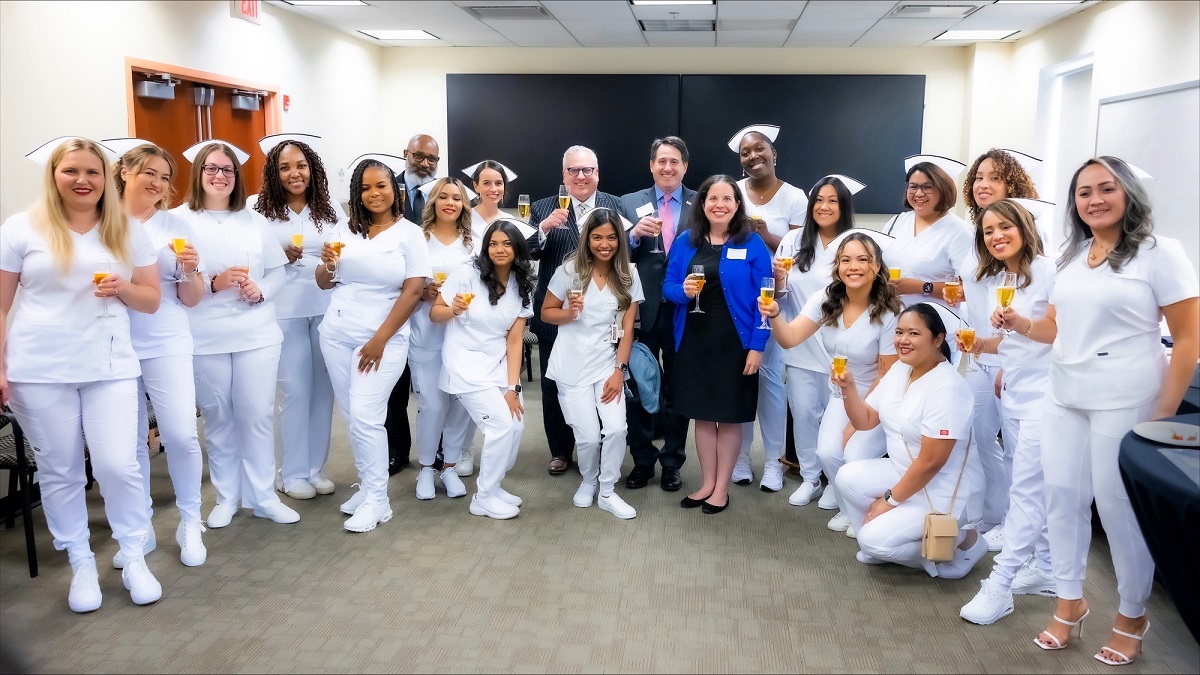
[798,0,897,20]
[630,4,717,21]
[560,19,647,47]
[784,32,861,48]
[643,31,716,47]
[716,29,794,47]
[540,1,633,21]
[716,1,807,20]
[481,18,580,47]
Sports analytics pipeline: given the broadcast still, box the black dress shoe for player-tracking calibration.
[660,466,682,492]
[680,493,712,509]
[625,465,654,490]
[701,495,729,514]
[388,458,411,476]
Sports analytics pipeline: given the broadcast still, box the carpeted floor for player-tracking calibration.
[1,369,1197,673]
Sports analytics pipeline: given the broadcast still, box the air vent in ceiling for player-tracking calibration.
[715,19,799,31]
[639,19,716,32]
[462,5,553,20]
[890,4,982,19]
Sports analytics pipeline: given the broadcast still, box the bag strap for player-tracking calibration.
[901,430,972,515]
[884,213,901,236]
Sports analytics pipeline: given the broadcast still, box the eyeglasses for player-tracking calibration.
[565,166,597,178]
[202,164,237,177]
[906,183,935,194]
[408,152,439,165]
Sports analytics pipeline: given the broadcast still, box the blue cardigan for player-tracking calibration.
[663,231,773,353]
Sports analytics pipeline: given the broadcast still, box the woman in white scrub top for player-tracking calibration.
[113,142,208,569]
[172,141,299,530]
[764,233,901,536]
[732,125,808,490]
[252,137,346,501]
[317,158,429,533]
[430,220,535,520]
[542,208,643,520]
[954,200,1058,626]
[1032,157,1198,665]
[0,137,163,612]
[468,159,519,240]
[832,304,988,579]
[410,178,478,502]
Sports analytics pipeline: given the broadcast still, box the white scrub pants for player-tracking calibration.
[741,344,786,463]
[989,415,1051,588]
[1041,400,1156,618]
[8,378,149,563]
[320,337,407,502]
[194,345,283,511]
[276,316,334,485]
[137,354,204,523]
[966,362,1007,525]
[456,386,523,499]
[816,396,886,511]
[558,380,627,492]
[785,366,830,483]
[409,350,472,466]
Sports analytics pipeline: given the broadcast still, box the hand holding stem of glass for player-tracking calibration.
[958,327,977,353]
[689,265,706,314]
[830,353,849,398]
[290,234,306,267]
[170,237,190,281]
[758,277,775,329]
[94,265,116,318]
[458,279,474,324]
[558,185,570,211]
[327,241,345,281]
[996,272,1017,335]
[779,256,794,273]
[568,283,584,321]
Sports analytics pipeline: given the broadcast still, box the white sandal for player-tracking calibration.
[1094,621,1150,666]
[1033,608,1089,651]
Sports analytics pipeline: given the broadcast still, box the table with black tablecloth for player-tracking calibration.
[1119,412,1200,644]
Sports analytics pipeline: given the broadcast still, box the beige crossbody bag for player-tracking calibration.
[902,431,972,563]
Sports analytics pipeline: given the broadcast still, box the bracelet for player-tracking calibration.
[1022,318,1034,338]
[210,276,218,294]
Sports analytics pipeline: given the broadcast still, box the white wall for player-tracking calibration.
[0,1,383,220]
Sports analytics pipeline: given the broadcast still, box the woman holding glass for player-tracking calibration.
[317,158,429,532]
[1032,157,1197,665]
[663,175,773,514]
[1,137,162,611]
[112,140,207,568]
[253,134,347,502]
[172,141,298,529]
[430,220,535,520]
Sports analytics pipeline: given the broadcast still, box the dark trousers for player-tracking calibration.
[384,364,413,464]
[785,408,797,464]
[627,305,689,470]
[536,330,575,459]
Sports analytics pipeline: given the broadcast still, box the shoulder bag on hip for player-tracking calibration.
[902,431,972,563]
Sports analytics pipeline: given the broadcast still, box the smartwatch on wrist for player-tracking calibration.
[883,489,901,507]
[507,384,522,394]
[922,281,934,297]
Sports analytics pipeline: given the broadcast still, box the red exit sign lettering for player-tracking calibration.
[232,0,261,24]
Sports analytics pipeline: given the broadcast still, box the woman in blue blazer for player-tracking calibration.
[663,174,773,514]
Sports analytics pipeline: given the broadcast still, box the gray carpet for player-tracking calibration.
[1,371,1197,673]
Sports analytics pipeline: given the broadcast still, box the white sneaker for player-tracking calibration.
[826,511,850,532]
[278,478,316,500]
[344,498,393,533]
[1011,560,1057,597]
[253,502,300,524]
[440,467,467,498]
[732,453,753,485]
[496,487,523,507]
[456,448,475,476]
[759,461,784,493]
[470,493,520,520]
[983,526,1005,552]
[206,502,239,529]
[113,529,157,569]
[855,550,884,565]
[597,492,637,519]
[846,523,858,539]
[310,474,336,495]
[339,485,365,515]
[68,556,102,613]
[789,481,823,507]
[121,557,163,606]
[959,578,1015,625]
[176,520,207,567]
[573,481,597,508]
[416,467,437,500]
[936,528,990,580]
[817,484,839,510]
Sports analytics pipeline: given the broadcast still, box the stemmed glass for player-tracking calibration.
[327,240,345,283]
[558,185,571,212]
[291,231,306,268]
[93,261,117,319]
[171,237,190,282]
[957,317,976,367]
[758,276,775,330]
[830,336,848,399]
[517,194,531,221]
[569,276,585,321]
[688,265,706,314]
[648,208,663,254]
[995,272,1017,336]
[458,279,475,325]
[397,184,407,219]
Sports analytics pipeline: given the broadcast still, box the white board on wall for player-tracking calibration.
[1095,81,1200,274]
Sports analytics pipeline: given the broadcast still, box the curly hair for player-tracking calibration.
[974,199,1042,289]
[346,159,401,238]
[420,177,473,251]
[818,232,903,328]
[963,149,1039,225]
[475,220,534,308]
[254,141,338,231]
[1059,156,1156,273]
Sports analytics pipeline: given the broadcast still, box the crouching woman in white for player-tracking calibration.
[834,303,988,578]
[541,208,643,520]
[0,137,162,611]
[318,158,429,532]
[430,220,534,520]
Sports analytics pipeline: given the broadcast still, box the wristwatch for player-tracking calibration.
[507,384,522,394]
[618,363,629,374]
[883,489,901,507]
[922,281,934,297]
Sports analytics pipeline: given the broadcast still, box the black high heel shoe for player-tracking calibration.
[680,493,713,509]
[702,495,729,514]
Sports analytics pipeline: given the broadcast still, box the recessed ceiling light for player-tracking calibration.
[995,1,1084,4]
[358,29,439,41]
[935,29,1020,41]
[630,1,714,6]
[284,1,369,6]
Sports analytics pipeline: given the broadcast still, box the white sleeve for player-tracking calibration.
[776,229,802,260]
[799,290,825,324]
[546,264,571,301]
[0,216,27,273]
[864,364,899,410]
[256,213,289,270]
[129,220,157,267]
[787,187,808,227]
[879,310,899,356]
[918,373,973,440]
[1147,237,1200,307]
[629,266,645,304]
[403,227,432,280]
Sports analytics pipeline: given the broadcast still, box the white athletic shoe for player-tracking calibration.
[121,556,163,606]
[960,578,1015,625]
[936,528,990,580]
[855,550,884,565]
[253,502,301,524]
[310,474,336,495]
[1011,560,1057,597]
[176,520,207,567]
[983,526,1005,552]
[113,529,157,570]
[759,461,784,493]
[340,485,365,515]
[496,487,523,507]
[788,480,823,507]
[846,523,858,539]
[597,492,637,520]
[826,511,850,532]
[732,453,753,485]
[456,448,475,477]
[817,485,839,510]
[470,493,520,520]
[206,502,239,529]
[344,498,393,533]
[440,467,467,498]
[573,481,597,508]
[68,556,102,613]
[416,467,437,500]
[278,478,316,500]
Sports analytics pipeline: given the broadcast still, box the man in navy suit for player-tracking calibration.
[526,145,623,475]
[617,136,696,493]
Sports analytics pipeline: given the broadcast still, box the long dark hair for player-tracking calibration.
[1058,156,1155,273]
[688,174,753,248]
[346,159,401,238]
[900,303,952,362]
[475,220,534,308]
[563,208,635,311]
[254,141,338,230]
[818,232,902,327]
[796,176,855,273]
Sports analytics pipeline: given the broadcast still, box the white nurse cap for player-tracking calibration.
[346,153,406,176]
[1009,198,1055,221]
[418,178,478,203]
[1124,161,1153,181]
[997,148,1043,186]
[827,227,895,254]
[824,174,867,195]
[905,154,967,179]
[26,137,117,165]
[490,217,537,240]
[919,300,969,330]
[258,133,322,155]
[182,140,250,165]
[462,160,517,183]
[101,137,157,158]
[727,124,780,152]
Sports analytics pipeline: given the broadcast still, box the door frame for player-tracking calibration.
[124,57,281,137]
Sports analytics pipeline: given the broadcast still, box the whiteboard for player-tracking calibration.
[1095,81,1200,274]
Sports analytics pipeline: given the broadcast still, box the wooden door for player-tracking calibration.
[131,83,203,208]
[209,85,266,199]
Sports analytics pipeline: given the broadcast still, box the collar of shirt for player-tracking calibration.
[572,194,597,229]
[653,185,683,206]
[407,173,434,195]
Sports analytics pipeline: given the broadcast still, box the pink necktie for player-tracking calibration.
[660,194,674,254]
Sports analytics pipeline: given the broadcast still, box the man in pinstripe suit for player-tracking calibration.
[526,145,623,475]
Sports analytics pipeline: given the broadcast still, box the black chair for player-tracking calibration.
[522,326,537,382]
[0,412,39,578]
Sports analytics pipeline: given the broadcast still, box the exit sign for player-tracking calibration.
[232,0,261,24]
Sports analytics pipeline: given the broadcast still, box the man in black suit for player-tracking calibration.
[617,136,696,493]
[383,133,440,474]
[526,145,623,475]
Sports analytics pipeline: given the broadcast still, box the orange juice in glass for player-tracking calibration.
[889,267,901,281]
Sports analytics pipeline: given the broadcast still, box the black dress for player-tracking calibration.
[673,243,759,423]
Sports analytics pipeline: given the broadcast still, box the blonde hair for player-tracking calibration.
[113,143,177,211]
[420,177,474,251]
[30,138,131,274]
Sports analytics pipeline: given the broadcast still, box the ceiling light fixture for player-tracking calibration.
[630,1,715,6]
[283,1,369,6]
[995,1,1084,4]
[934,29,1020,40]
[358,29,439,40]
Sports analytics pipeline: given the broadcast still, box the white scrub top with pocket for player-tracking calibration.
[737,179,808,238]
[438,264,533,395]
[128,209,203,360]
[882,210,975,308]
[996,255,1055,421]
[800,291,898,396]
[409,230,480,356]
[544,264,645,387]
[777,227,835,372]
